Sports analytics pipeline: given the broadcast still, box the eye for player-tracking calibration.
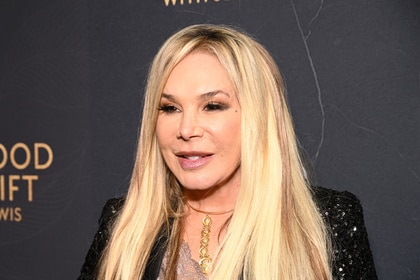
[158,105,180,113]
[204,102,227,111]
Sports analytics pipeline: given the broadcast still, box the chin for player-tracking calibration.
[181,184,213,191]
[179,179,215,191]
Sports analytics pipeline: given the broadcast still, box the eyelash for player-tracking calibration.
[157,102,227,113]
[204,102,227,111]
[157,105,179,113]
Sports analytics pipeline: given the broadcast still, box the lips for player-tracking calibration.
[176,152,213,169]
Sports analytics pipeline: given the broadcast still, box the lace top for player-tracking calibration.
[158,241,206,280]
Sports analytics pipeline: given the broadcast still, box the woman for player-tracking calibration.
[79,24,377,279]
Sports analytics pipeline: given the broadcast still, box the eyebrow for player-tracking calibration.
[201,90,231,99]
[161,90,231,101]
[161,93,176,101]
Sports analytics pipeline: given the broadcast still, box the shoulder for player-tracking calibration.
[94,197,125,251]
[311,186,365,244]
[311,186,367,243]
[78,197,125,280]
[311,186,362,219]
[311,186,378,279]
[98,197,125,227]
[312,185,360,207]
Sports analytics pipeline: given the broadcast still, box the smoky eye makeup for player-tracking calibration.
[157,91,234,113]
[157,104,179,113]
[157,93,180,113]
[201,90,232,111]
[204,101,228,111]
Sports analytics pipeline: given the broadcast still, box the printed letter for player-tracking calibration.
[8,175,19,201]
[34,143,53,170]
[22,175,38,201]
[164,0,178,6]
[10,143,30,170]
[0,144,7,169]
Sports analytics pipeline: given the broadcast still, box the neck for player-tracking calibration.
[186,200,234,215]
[182,182,240,214]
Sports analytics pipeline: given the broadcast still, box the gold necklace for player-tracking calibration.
[186,202,234,275]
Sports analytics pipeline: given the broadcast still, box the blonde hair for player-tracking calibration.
[98,24,332,280]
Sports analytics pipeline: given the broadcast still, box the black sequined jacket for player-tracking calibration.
[78,187,377,279]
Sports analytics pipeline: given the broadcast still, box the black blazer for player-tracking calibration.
[78,187,377,279]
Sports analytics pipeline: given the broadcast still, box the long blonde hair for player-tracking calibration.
[98,24,332,280]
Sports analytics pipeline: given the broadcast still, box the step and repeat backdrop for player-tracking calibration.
[0,0,418,279]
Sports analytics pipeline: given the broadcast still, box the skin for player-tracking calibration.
[156,50,241,261]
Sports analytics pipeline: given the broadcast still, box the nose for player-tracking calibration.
[177,111,203,140]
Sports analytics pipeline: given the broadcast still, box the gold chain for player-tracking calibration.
[198,215,212,274]
[186,202,234,275]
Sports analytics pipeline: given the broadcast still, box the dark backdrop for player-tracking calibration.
[0,1,418,279]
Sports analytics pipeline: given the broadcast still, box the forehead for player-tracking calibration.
[162,51,235,98]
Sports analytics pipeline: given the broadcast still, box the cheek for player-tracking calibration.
[156,125,173,167]
[215,117,241,151]
[224,115,241,137]
[230,119,242,156]
[156,120,170,148]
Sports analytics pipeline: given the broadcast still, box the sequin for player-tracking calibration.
[315,186,377,279]
[78,187,378,279]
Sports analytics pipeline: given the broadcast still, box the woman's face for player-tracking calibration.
[156,51,241,193]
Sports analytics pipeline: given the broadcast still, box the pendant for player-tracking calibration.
[199,214,212,274]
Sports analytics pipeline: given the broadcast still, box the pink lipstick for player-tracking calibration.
[177,152,212,169]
